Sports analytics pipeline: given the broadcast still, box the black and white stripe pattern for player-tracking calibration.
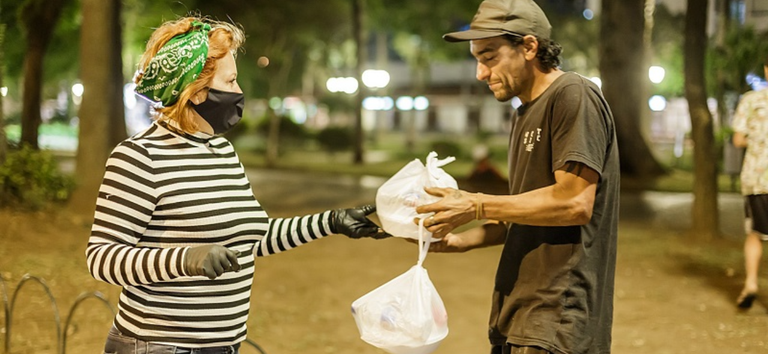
[86,121,333,347]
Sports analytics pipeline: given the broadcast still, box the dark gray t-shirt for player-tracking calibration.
[489,73,619,354]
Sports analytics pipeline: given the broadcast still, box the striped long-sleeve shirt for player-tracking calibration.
[86,120,334,347]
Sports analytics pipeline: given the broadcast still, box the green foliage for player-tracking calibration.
[475,129,493,141]
[1,0,80,85]
[191,0,352,98]
[430,139,463,159]
[318,93,356,114]
[316,126,353,154]
[557,16,599,74]
[707,24,768,95]
[0,144,76,209]
[255,114,308,141]
[367,0,479,62]
[650,4,686,97]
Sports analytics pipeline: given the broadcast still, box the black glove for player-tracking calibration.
[331,205,390,239]
[184,245,241,280]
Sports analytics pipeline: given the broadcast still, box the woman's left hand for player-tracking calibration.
[331,205,391,239]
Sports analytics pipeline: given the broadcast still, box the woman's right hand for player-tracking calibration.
[184,245,241,279]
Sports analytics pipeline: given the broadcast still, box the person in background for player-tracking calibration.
[415,0,620,353]
[733,56,768,310]
[86,17,386,354]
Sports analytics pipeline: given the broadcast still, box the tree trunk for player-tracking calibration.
[0,23,6,163]
[108,0,126,147]
[405,46,429,153]
[599,0,666,178]
[352,0,366,164]
[20,36,45,149]
[19,0,68,149]
[684,0,720,239]
[70,0,124,214]
[265,39,292,168]
[265,107,280,167]
[264,34,291,168]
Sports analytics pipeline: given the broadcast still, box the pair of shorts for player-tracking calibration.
[745,194,768,238]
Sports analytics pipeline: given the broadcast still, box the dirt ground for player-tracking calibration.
[1,189,768,354]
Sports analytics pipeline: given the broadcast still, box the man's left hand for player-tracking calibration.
[415,187,477,239]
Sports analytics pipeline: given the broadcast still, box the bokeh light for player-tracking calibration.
[257,56,270,68]
[648,95,667,112]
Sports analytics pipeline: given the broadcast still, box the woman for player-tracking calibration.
[86,17,385,354]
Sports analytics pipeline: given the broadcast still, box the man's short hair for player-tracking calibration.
[505,35,562,71]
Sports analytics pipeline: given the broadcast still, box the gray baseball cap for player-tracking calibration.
[443,0,552,42]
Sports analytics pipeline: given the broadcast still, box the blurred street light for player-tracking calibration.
[648,95,667,112]
[72,83,84,97]
[395,96,414,111]
[583,9,594,20]
[326,77,358,94]
[361,69,390,89]
[363,96,394,111]
[649,66,665,84]
[413,96,429,111]
[0,87,7,97]
[72,83,84,105]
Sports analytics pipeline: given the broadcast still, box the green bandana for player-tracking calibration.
[135,21,211,107]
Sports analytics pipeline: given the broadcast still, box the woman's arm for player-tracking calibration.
[254,211,334,257]
[86,142,191,286]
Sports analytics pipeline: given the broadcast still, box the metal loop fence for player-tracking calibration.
[0,274,266,354]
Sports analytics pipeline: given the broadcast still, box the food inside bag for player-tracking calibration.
[376,151,458,241]
[351,266,448,354]
[351,220,448,354]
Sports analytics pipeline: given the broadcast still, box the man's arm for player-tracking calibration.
[731,91,755,149]
[416,161,599,239]
[733,132,748,148]
[428,221,507,253]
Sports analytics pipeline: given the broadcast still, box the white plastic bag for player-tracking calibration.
[376,151,458,241]
[351,221,449,354]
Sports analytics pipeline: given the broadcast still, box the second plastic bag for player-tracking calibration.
[351,220,448,354]
[376,151,458,241]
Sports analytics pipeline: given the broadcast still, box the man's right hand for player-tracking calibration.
[184,245,241,279]
[427,233,475,253]
[426,223,507,253]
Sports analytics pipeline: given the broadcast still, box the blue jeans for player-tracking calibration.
[104,327,240,354]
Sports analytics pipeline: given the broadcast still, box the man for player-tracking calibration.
[733,57,768,310]
[415,0,619,353]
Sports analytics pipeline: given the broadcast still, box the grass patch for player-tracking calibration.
[4,123,78,143]
[623,169,741,194]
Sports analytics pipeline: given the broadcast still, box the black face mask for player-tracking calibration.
[191,88,245,135]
